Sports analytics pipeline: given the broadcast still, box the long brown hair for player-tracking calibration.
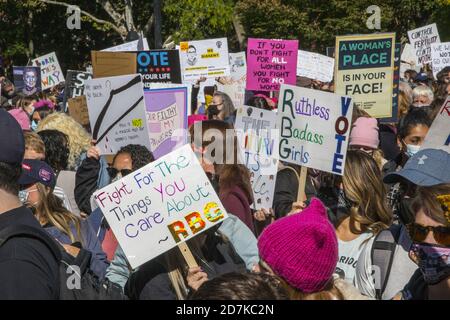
[412,184,450,227]
[342,150,392,235]
[189,120,253,202]
[278,276,344,300]
[34,183,83,244]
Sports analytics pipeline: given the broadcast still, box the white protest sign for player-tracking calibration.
[431,42,450,79]
[102,38,150,52]
[422,97,450,152]
[94,144,229,269]
[235,105,278,210]
[179,38,230,81]
[400,43,421,79]
[296,50,335,83]
[85,74,152,155]
[407,23,441,66]
[277,84,353,175]
[32,52,65,90]
[217,52,247,109]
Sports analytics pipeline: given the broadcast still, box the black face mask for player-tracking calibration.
[207,105,220,119]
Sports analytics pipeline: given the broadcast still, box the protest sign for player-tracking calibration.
[380,43,401,123]
[335,33,395,118]
[144,83,189,159]
[63,70,93,111]
[85,74,151,155]
[246,38,298,92]
[422,97,450,153]
[13,66,42,96]
[101,38,150,52]
[407,23,441,66]
[67,95,90,126]
[32,52,65,90]
[93,144,229,269]
[400,43,421,79]
[431,42,450,79]
[277,84,353,175]
[217,52,247,109]
[91,51,137,78]
[235,105,278,210]
[179,37,230,81]
[296,50,335,83]
[137,50,182,88]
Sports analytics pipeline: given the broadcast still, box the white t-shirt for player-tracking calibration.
[336,232,373,285]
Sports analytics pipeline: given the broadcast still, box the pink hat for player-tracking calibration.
[349,117,379,149]
[258,198,338,293]
[8,108,31,131]
[188,114,207,127]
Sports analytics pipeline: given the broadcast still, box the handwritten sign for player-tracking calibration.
[94,144,228,269]
[32,52,65,90]
[277,84,353,175]
[137,50,182,88]
[85,74,151,155]
[179,38,230,81]
[13,66,42,96]
[63,70,93,111]
[217,52,247,109]
[296,50,335,83]
[431,42,450,79]
[144,83,189,158]
[335,33,395,118]
[101,38,150,52]
[246,38,298,92]
[235,105,278,210]
[422,97,450,152]
[408,23,441,66]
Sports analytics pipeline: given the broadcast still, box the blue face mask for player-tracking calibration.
[405,144,421,158]
[28,106,35,116]
[18,190,29,204]
[31,120,38,131]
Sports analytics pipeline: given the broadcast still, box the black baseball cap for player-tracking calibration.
[0,108,25,165]
[18,159,56,189]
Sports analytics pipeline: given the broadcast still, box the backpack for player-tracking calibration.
[0,224,125,300]
[370,223,402,300]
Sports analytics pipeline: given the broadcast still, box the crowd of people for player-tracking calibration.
[0,52,449,300]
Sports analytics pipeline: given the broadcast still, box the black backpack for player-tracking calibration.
[0,224,126,300]
[370,223,403,300]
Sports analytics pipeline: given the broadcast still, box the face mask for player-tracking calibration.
[405,144,421,158]
[18,190,29,204]
[337,188,353,212]
[207,105,220,119]
[31,120,38,131]
[28,106,35,116]
[409,242,450,285]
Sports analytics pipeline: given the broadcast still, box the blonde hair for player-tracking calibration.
[279,277,344,300]
[343,150,392,235]
[35,183,83,244]
[412,184,450,227]
[398,90,411,119]
[37,112,91,170]
[24,131,45,154]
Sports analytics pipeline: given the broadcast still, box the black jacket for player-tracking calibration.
[0,206,59,299]
[75,157,101,215]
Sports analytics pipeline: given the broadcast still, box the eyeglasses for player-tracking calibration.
[107,167,132,180]
[406,222,450,246]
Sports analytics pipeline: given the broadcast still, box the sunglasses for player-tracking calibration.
[406,222,450,246]
[107,167,132,180]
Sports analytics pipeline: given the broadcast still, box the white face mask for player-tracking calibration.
[405,143,421,157]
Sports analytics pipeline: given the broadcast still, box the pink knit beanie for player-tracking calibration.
[349,117,379,149]
[258,198,338,293]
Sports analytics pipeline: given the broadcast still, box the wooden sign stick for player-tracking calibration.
[178,242,198,268]
[296,166,308,203]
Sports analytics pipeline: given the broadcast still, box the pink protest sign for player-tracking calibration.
[246,38,298,92]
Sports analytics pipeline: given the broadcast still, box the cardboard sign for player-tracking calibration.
[32,52,65,90]
[277,84,353,175]
[217,52,247,109]
[246,38,298,92]
[68,95,90,126]
[144,83,189,159]
[13,66,42,96]
[335,33,395,118]
[235,105,278,210]
[101,38,150,52]
[408,23,441,66]
[91,51,137,78]
[179,38,230,81]
[296,50,335,83]
[93,144,229,269]
[63,70,93,111]
[85,74,152,155]
[431,42,450,79]
[422,97,450,152]
[137,50,182,88]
